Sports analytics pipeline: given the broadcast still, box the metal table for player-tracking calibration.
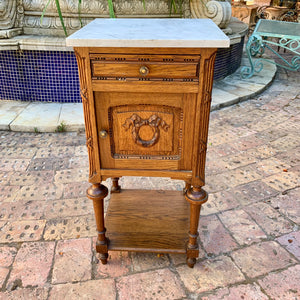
[241,19,300,79]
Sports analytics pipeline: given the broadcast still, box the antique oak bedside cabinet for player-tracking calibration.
[66,19,229,268]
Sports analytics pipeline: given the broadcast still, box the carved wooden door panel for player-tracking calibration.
[95,91,196,171]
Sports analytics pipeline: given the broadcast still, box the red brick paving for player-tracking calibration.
[199,215,238,255]
[0,287,49,300]
[52,238,92,284]
[116,269,186,300]
[49,279,116,300]
[245,202,294,237]
[258,265,300,300]
[177,256,245,293]
[7,241,55,289]
[219,209,267,245]
[231,241,297,278]
[94,249,132,279]
[200,283,269,300]
[276,231,300,260]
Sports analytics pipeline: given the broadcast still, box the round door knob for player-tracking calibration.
[99,130,108,138]
[139,66,149,76]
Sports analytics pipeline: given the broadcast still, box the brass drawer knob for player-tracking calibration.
[139,66,149,76]
[99,130,108,138]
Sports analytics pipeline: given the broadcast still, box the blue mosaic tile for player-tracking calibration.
[0,50,81,103]
[214,37,244,81]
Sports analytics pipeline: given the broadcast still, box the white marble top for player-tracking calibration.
[66,19,230,48]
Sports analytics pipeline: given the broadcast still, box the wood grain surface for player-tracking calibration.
[105,189,189,253]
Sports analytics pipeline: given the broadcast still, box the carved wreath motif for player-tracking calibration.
[122,114,169,148]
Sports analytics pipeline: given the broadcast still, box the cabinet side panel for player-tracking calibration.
[192,49,217,187]
[74,47,101,183]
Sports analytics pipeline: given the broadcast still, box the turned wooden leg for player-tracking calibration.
[183,182,191,195]
[185,186,208,268]
[86,183,109,264]
[111,177,121,193]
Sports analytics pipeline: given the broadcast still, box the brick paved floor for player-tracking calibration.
[0,67,299,299]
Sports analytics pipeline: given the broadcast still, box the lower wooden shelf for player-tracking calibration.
[105,189,190,254]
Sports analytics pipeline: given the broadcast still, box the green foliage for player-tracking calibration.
[41,0,68,36]
[107,0,116,18]
[34,127,40,133]
[55,0,68,36]
[78,0,83,27]
[56,121,67,132]
[169,0,183,14]
[41,0,51,24]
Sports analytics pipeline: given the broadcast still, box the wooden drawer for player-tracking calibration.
[90,54,200,82]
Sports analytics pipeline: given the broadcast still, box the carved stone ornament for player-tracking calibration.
[19,0,190,36]
[16,0,25,28]
[123,114,169,148]
[0,0,23,38]
[0,0,17,29]
[190,0,232,29]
